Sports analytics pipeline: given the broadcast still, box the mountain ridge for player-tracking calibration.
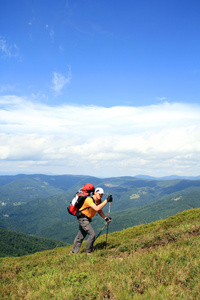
[135,174,200,180]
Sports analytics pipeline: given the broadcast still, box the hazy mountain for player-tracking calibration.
[0,174,102,206]
[135,174,200,180]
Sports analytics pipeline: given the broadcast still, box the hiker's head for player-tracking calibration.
[94,187,104,200]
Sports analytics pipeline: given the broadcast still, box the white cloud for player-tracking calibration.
[51,67,71,95]
[0,95,200,177]
[45,24,54,41]
[156,97,166,101]
[0,84,18,93]
[49,29,54,41]
[0,38,19,58]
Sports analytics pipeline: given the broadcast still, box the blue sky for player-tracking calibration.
[0,0,200,177]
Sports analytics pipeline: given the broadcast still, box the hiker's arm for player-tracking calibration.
[98,209,111,222]
[90,199,108,212]
[98,209,106,219]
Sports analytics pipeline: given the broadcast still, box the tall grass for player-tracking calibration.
[0,208,200,299]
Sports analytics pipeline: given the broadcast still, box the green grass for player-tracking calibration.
[0,208,200,299]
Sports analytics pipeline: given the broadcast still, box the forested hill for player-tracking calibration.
[0,174,200,246]
[0,227,68,257]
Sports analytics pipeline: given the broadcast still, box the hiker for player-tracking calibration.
[71,187,113,254]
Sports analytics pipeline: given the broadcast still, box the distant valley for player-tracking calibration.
[0,174,200,250]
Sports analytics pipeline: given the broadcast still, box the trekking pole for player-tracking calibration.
[105,202,111,249]
[94,223,107,241]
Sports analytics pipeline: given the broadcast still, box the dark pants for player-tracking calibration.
[72,217,95,253]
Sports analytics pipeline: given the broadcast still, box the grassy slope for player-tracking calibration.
[0,208,199,299]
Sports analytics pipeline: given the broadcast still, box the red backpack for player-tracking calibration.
[67,183,95,216]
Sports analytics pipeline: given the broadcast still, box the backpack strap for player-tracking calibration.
[79,196,95,212]
[77,196,95,221]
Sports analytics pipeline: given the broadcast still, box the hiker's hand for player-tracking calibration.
[107,195,113,202]
[105,217,112,223]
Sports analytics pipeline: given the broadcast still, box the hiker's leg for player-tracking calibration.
[86,223,95,253]
[72,218,95,253]
[72,221,87,253]
[79,218,95,253]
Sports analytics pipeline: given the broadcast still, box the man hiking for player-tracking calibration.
[71,187,113,254]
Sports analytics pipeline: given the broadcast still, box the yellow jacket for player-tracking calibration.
[80,196,102,219]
